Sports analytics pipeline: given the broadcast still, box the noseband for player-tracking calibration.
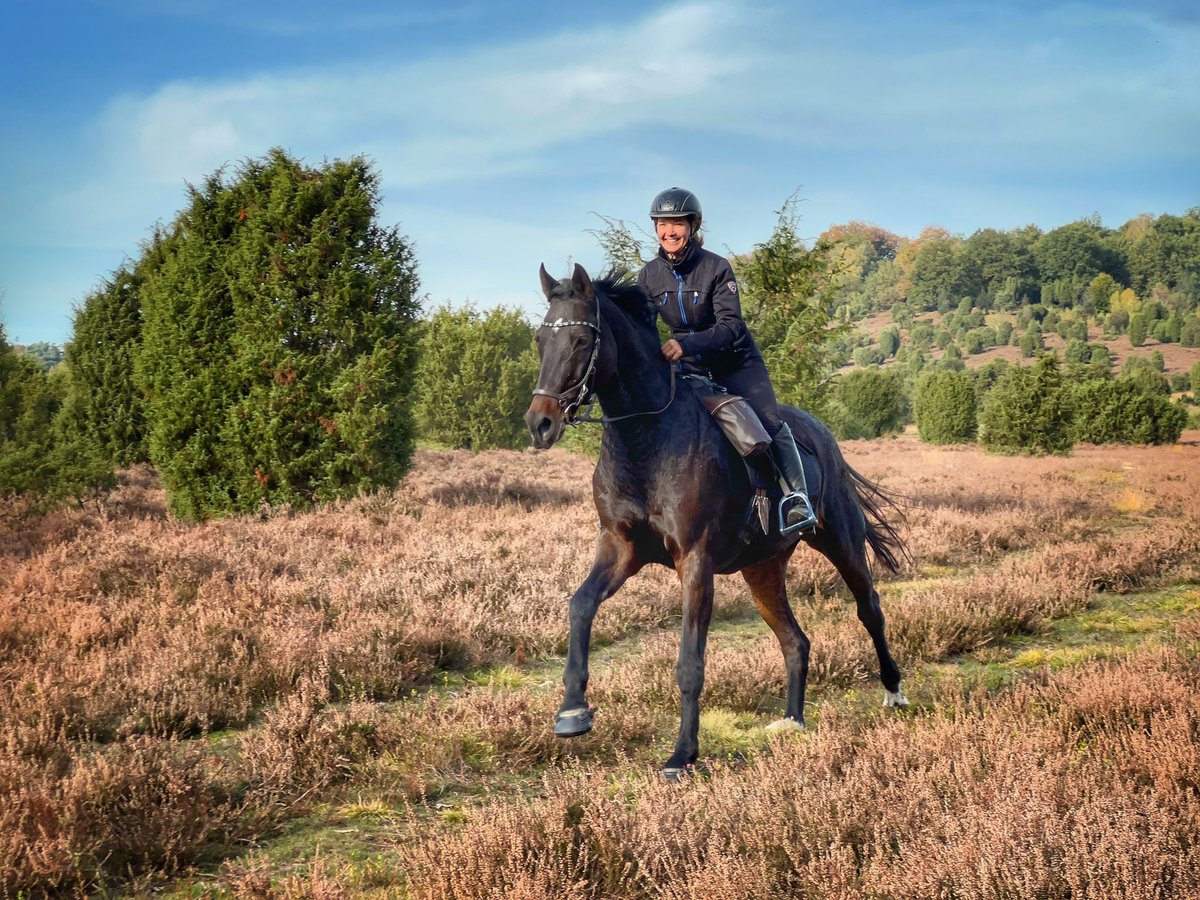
[532,291,676,425]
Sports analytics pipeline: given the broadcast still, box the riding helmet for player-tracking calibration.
[649,187,702,220]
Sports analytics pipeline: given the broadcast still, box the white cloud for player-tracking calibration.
[88,2,752,189]
[35,0,1200,249]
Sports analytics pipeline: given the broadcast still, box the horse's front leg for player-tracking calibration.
[556,529,642,737]
[663,549,715,779]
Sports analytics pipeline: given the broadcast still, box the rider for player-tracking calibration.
[637,187,817,533]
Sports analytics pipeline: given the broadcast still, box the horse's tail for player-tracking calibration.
[844,463,909,574]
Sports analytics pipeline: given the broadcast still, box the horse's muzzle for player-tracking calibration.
[525,396,565,449]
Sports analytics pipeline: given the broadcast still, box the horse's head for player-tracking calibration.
[525,263,600,449]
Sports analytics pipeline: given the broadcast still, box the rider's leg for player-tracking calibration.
[715,362,816,533]
[771,421,818,532]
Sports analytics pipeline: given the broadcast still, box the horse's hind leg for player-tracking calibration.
[742,553,810,727]
[556,530,643,737]
[814,524,907,707]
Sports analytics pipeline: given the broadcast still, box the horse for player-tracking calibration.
[525,263,909,779]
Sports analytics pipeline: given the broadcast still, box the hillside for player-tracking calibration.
[847,310,1200,379]
[3,439,1200,896]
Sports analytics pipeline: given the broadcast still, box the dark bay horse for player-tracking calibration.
[525,264,908,778]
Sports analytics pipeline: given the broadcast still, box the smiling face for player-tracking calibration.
[654,217,693,258]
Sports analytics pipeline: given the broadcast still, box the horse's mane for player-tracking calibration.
[593,270,658,332]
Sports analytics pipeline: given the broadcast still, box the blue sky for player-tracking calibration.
[2,0,1197,345]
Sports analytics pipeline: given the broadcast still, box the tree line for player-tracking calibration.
[1,150,1195,516]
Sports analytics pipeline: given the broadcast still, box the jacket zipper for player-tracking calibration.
[673,270,688,326]
[672,271,703,365]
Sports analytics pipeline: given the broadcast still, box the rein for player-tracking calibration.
[534,292,676,426]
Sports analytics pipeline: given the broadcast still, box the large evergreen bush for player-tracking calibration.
[413,305,539,450]
[826,367,908,439]
[136,149,421,520]
[914,369,978,444]
[0,327,114,503]
[1069,377,1187,445]
[979,355,1072,455]
[63,262,151,466]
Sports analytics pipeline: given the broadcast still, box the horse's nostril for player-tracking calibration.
[536,417,554,442]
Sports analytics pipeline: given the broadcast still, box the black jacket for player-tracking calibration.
[637,242,762,376]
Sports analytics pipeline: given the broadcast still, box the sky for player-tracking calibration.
[1,0,1198,345]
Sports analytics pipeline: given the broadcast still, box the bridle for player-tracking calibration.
[532,312,602,423]
[532,291,675,426]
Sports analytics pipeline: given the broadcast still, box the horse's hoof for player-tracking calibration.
[883,689,910,708]
[660,763,695,782]
[764,717,805,734]
[554,705,595,738]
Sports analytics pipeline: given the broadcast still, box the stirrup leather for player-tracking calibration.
[778,491,817,535]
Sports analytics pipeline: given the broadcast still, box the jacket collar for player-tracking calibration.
[656,239,700,273]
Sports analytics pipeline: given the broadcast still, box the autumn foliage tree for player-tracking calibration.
[136,149,421,520]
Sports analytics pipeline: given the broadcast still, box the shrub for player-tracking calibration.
[1191,360,1200,394]
[136,149,421,520]
[414,305,539,450]
[879,327,901,358]
[914,370,978,444]
[1181,315,1200,347]
[1063,338,1090,365]
[1069,377,1188,445]
[1120,356,1170,395]
[62,262,151,466]
[853,346,886,367]
[1128,314,1148,347]
[827,367,908,439]
[980,355,1073,455]
[0,328,114,504]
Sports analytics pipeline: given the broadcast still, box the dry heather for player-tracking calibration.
[1,435,1198,894]
[398,647,1200,900]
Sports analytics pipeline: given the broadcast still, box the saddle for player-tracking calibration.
[684,376,822,538]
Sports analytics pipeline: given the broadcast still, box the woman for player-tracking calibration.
[636,186,816,533]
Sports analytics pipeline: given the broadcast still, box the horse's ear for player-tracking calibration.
[539,263,557,299]
[571,263,592,299]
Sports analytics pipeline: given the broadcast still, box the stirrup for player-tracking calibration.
[778,491,817,535]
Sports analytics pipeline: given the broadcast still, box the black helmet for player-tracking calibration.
[649,187,701,220]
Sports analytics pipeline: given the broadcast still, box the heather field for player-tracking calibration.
[3,434,1200,898]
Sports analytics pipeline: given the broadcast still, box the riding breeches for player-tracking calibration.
[713,360,784,437]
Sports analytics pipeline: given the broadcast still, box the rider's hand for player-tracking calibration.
[661,339,684,362]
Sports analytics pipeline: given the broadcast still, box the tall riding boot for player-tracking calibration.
[771,422,817,534]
